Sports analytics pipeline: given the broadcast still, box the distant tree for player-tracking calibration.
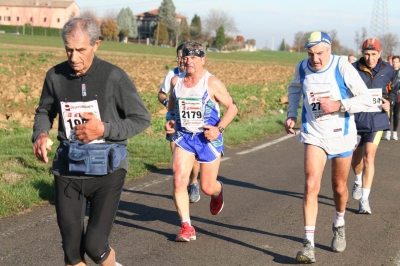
[354,27,368,54]
[279,39,286,51]
[379,33,399,58]
[157,0,179,46]
[80,10,98,23]
[125,7,138,38]
[292,31,311,52]
[116,7,137,40]
[180,18,190,42]
[153,20,169,44]
[214,26,225,50]
[101,19,118,41]
[119,28,129,42]
[190,14,202,41]
[203,9,238,42]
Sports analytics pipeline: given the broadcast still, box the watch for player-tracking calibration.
[339,100,346,112]
[218,126,225,133]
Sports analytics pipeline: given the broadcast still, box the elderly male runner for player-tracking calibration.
[285,31,373,263]
[32,18,150,265]
[350,38,395,214]
[158,43,201,203]
[165,40,238,242]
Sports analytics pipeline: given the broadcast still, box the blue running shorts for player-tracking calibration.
[173,131,224,163]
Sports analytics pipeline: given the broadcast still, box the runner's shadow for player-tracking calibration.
[122,189,173,201]
[217,176,335,207]
[114,200,332,263]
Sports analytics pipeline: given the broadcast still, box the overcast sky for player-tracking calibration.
[77,0,400,53]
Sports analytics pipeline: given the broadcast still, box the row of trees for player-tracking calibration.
[81,0,254,50]
[276,28,399,57]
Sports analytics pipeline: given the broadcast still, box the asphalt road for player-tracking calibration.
[1,133,400,266]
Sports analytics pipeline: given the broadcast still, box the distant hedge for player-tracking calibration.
[0,24,61,36]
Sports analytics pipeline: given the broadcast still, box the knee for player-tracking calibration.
[363,154,375,167]
[332,183,347,195]
[173,174,189,191]
[84,235,110,264]
[304,177,320,195]
[200,182,214,196]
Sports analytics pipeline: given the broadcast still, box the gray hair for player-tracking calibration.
[183,40,206,57]
[62,17,99,46]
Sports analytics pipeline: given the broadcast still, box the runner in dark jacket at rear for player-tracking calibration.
[350,38,396,215]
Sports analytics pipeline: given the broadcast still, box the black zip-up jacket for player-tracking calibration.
[32,56,151,177]
[352,57,396,132]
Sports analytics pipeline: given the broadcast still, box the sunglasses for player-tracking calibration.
[182,48,205,58]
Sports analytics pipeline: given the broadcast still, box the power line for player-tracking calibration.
[370,0,389,38]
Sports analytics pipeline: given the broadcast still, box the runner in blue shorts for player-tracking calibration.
[158,44,201,203]
[165,40,238,242]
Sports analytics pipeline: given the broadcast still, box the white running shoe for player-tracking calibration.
[359,199,372,214]
[352,182,362,200]
[392,132,398,140]
[382,131,391,140]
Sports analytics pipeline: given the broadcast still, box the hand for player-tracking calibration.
[165,120,175,134]
[318,97,340,113]
[285,117,297,135]
[381,98,390,112]
[32,133,50,163]
[74,112,105,143]
[203,125,220,141]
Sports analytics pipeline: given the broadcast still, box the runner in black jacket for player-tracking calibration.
[32,18,150,266]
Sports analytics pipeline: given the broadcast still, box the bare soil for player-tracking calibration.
[0,48,293,130]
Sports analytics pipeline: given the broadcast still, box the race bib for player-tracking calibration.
[178,98,204,129]
[61,100,105,144]
[364,88,383,112]
[306,85,335,120]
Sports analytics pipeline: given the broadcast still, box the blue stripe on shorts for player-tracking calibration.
[327,150,353,160]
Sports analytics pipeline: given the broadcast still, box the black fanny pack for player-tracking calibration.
[60,141,127,176]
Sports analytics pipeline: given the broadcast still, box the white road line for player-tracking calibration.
[236,132,297,155]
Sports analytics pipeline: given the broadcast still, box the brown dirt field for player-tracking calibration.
[0,50,294,130]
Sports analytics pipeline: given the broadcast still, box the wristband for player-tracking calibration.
[166,111,175,120]
[162,98,169,107]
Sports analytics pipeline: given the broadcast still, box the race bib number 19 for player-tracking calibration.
[61,100,104,143]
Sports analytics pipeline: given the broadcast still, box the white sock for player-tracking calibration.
[181,219,191,226]
[333,211,345,227]
[361,188,370,200]
[304,226,315,247]
[355,173,362,185]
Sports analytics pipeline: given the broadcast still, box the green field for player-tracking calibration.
[0,34,306,65]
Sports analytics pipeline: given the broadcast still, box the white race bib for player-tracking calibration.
[178,98,204,130]
[61,100,105,144]
[306,84,335,120]
[364,88,383,112]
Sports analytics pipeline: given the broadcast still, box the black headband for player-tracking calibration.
[182,48,205,58]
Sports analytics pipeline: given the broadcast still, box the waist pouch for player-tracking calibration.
[60,141,127,175]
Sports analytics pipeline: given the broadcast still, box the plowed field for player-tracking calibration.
[0,49,294,130]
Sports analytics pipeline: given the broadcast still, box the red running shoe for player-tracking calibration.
[175,222,196,242]
[210,181,224,215]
